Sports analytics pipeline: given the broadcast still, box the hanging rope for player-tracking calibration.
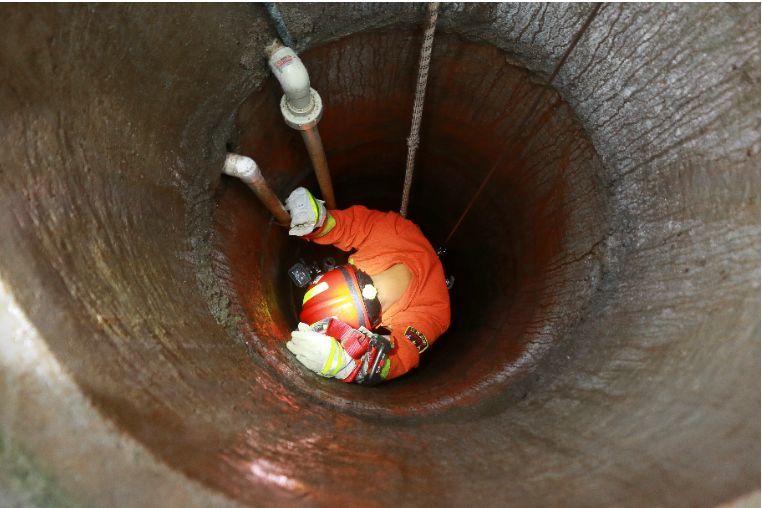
[443,3,602,246]
[400,2,439,218]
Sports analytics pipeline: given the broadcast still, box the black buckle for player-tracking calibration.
[359,333,392,385]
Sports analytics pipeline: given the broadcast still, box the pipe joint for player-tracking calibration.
[222,153,291,226]
[223,153,259,182]
[279,88,323,130]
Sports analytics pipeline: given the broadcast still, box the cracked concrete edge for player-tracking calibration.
[0,276,240,508]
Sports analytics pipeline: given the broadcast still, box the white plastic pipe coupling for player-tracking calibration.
[265,41,323,130]
[222,153,259,181]
[267,45,311,110]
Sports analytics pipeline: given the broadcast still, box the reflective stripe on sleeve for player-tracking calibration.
[321,340,339,376]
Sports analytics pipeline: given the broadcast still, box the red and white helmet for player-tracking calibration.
[300,265,381,329]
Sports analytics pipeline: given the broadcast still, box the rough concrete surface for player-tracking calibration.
[0,3,758,507]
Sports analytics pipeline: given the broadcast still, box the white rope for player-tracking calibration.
[400,2,439,218]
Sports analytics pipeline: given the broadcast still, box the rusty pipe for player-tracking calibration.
[222,153,291,226]
[300,127,337,210]
[266,40,337,209]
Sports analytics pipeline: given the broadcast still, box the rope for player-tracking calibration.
[400,2,439,218]
[443,3,602,245]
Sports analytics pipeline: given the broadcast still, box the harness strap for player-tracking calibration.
[325,317,369,359]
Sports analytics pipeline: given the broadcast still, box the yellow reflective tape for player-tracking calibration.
[309,193,319,220]
[314,213,336,238]
[380,358,391,379]
[303,281,329,304]
[321,340,339,376]
[329,350,345,377]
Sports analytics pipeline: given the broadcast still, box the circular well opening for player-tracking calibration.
[212,29,610,417]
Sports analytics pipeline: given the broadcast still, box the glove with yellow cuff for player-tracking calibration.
[284,187,336,238]
[286,319,393,384]
[284,187,326,237]
[287,322,356,380]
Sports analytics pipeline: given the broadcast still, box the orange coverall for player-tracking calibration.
[308,205,451,380]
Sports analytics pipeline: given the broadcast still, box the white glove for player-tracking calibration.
[284,187,326,236]
[286,322,356,379]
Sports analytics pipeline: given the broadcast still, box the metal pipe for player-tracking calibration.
[300,127,337,210]
[266,40,336,209]
[222,153,291,226]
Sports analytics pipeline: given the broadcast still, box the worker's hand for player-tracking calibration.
[315,318,393,384]
[284,187,326,236]
[286,322,356,379]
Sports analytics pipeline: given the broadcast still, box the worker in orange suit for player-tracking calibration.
[284,187,451,384]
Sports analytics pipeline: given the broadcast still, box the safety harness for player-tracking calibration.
[319,317,393,385]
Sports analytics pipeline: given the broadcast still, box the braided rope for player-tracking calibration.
[400,2,439,218]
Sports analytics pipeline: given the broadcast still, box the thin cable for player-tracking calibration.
[444,3,602,245]
[263,3,294,48]
[400,2,439,218]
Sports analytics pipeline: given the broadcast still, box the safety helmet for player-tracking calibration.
[300,265,381,329]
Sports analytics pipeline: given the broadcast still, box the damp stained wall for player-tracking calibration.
[0,3,758,507]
